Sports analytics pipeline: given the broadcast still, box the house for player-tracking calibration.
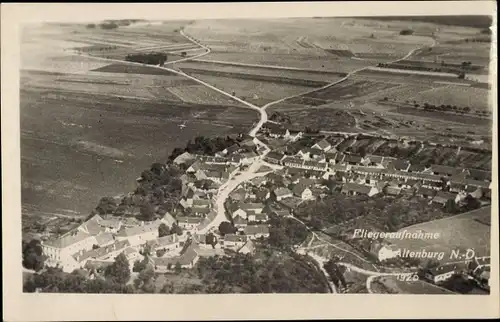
[244,225,270,239]
[381,156,397,168]
[176,216,204,231]
[233,215,248,230]
[77,215,106,236]
[192,199,211,209]
[431,191,459,206]
[273,209,290,217]
[408,163,427,173]
[367,155,385,168]
[222,234,248,249]
[161,212,177,227]
[430,165,461,177]
[115,221,160,247]
[268,127,289,138]
[302,160,328,171]
[344,154,363,166]
[384,185,401,196]
[146,234,180,253]
[123,247,141,263]
[232,208,248,219]
[292,184,313,200]
[42,230,98,264]
[282,157,304,168]
[186,160,203,174]
[239,202,265,214]
[466,169,491,182]
[312,139,332,152]
[153,246,199,272]
[249,212,269,223]
[278,196,304,211]
[70,240,131,272]
[450,182,467,193]
[272,187,293,201]
[341,183,379,197]
[465,186,484,199]
[229,187,247,201]
[94,232,115,248]
[237,239,256,255]
[417,187,438,199]
[389,159,411,172]
[284,129,303,142]
[264,151,285,164]
[249,176,267,187]
[369,241,399,262]
[425,264,459,283]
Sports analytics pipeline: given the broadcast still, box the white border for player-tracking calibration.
[2,2,498,321]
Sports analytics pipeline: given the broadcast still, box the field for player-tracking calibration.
[287,78,399,107]
[175,60,347,83]
[371,276,455,294]
[404,85,491,111]
[182,72,315,105]
[387,207,491,261]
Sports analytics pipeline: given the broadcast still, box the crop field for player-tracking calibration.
[287,79,399,107]
[387,207,491,259]
[371,276,455,294]
[175,60,347,83]
[182,72,315,105]
[167,85,245,106]
[198,52,372,73]
[91,63,178,76]
[407,85,491,110]
[267,107,356,132]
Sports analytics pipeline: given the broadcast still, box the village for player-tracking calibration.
[38,117,492,290]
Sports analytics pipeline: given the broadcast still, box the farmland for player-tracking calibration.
[371,276,455,294]
[386,207,492,260]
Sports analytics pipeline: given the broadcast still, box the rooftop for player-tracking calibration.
[44,230,94,249]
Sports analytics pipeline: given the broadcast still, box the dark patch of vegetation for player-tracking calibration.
[22,239,46,272]
[399,29,414,36]
[196,250,329,293]
[125,52,168,65]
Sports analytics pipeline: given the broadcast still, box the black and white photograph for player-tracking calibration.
[2,1,498,321]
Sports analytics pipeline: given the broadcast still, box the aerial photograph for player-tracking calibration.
[20,15,493,295]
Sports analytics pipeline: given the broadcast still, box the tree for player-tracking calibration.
[464,194,481,211]
[105,253,131,284]
[140,203,155,221]
[445,199,458,214]
[96,197,118,215]
[156,249,167,257]
[218,221,237,236]
[22,239,46,271]
[206,233,217,247]
[158,223,170,237]
[92,244,100,250]
[175,262,182,274]
[169,223,183,236]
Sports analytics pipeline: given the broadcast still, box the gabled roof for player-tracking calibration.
[342,183,372,194]
[428,263,458,276]
[418,187,437,197]
[162,212,177,227]
[274,187,293,197]
[239,202,265,211]
[73,240,131,263]
[147,234,179,248]
[292,183,310,196]
[44,230,95,249]
[409,163,426,172]
[244,225,270,235]
[390,159,411,171]
[233,215,248,225]
[431,164,461,176]
[177,216,204,224]
[224,234,248,243]
[95,232,114,246]
[116,220,161,238]
[467,169,491,182]
[173,151,194,165]
[432,191,457,203]
[313,139,331,150]
[344,154,363,163]
[368,155,384,164]
[265,151,285,161]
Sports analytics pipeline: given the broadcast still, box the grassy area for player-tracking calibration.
[388,207,491,261]
[371,276,455,294]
